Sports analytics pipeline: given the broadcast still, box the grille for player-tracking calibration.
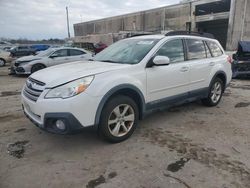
[23,78,45,102]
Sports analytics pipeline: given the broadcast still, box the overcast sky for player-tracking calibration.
[0,0,180,40]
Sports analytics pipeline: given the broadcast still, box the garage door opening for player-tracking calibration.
[196,19,229,49]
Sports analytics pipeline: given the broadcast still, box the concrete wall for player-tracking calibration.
[164,4,191,31]
[227,0,250,50]
[73,4,191,37]
[73,0,250,50]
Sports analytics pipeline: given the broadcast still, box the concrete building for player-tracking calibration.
[73,0,249,50]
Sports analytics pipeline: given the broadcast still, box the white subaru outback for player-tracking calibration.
[21,32,232,142]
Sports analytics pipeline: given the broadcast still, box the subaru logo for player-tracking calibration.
[26,80,34,88]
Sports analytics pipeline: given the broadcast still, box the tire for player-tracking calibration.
[98,95,139,143]
[31,64,45,73]
[201,77,224,107]
[0,58,6,67]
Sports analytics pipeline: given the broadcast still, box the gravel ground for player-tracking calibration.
[0,66,250,188]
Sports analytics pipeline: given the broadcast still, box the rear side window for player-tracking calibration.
[186,39,206,60]
[156,39,185,63]
[70,49,85,56]
[206,41,223,57]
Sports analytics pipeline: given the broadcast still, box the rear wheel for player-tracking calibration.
[202,77,224,106]
[31,64,45,73]
[0,58,6,67]
[99,95,139,143]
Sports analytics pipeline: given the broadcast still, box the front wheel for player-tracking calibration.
[99,95,139,143]
[201,77,224,107]
[0,58,6,67]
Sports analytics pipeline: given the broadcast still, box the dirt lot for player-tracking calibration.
[0,65,250,188]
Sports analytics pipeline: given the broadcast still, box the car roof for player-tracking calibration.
[129,34,218,42]
[54,47,93,54]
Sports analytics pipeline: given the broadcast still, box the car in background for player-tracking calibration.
[0,49,12,66]
[232,41,250,78]
[3,46,12,52]
[94,42,108,54]
[11,47,93,75]
[79,42,107,54]
[31,44,50,52]
[10,46,37,57]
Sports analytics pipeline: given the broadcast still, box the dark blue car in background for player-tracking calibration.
[31,44,50,51]
[232,41,250,78]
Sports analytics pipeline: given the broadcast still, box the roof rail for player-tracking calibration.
[165,30,215,39]
[129,33,153,38]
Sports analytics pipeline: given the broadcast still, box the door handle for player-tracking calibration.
[180,67,189,72]
[64,58,69,60]
[209,62,215,66]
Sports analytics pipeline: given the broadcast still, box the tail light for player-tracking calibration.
[227,55,233,64]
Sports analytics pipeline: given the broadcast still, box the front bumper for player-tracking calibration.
[23,106,85,134]
[21,88,101,134]
[10,64,31,75]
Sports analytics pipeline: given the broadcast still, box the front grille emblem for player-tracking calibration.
[26,80,36,89]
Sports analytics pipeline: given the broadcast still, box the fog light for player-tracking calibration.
[55,120,66,130]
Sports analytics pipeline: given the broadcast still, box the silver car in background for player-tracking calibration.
[11,47,93,74]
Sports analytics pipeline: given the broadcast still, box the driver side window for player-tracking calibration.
[52,49,68,57]
[156,39,185,63]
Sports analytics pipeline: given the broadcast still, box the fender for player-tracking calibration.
[94,84,146,127]
[209,70,227,91]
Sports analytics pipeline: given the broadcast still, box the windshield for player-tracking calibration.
[93,38,159,64]
[36,48,55,57]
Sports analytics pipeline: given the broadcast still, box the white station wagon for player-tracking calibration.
[21,31,232,142]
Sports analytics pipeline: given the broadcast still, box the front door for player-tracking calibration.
[49,49,69,66]
[146,39,190,104]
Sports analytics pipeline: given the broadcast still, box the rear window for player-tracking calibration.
[206,41,223,57]
[186,39,206,60]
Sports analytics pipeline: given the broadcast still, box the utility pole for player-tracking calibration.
[66,6,70,39]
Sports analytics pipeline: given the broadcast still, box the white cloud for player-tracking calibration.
[0,0,180,39]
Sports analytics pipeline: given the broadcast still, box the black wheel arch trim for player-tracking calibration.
[32,63,47,68]
[209,71,227,91]
[94,84,146,127]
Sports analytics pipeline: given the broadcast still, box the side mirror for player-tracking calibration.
[49,54,58,58]
[153,55,170,66]
[232,53,237,60]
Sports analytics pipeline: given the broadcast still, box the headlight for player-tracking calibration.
[45,76,94,99]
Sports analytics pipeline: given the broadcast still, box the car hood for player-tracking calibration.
[30,61,130,88]
[16,55,42,63]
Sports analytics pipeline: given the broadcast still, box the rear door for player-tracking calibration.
[146,39,190,103]
[185,39,213,92]
[68,49,90,62]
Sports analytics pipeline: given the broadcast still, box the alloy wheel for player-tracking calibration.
[108,104,135,137]
[211,81,222,103]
